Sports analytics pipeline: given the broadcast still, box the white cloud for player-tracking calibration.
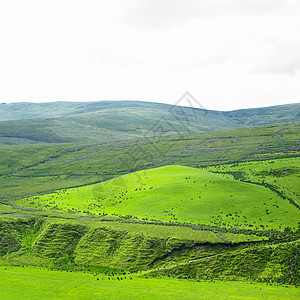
[191,52,228,70]
[253,42,300,75]
[0,0,299,110]
[124,0,285,29]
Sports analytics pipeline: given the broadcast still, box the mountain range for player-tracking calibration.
[0,101,299,144]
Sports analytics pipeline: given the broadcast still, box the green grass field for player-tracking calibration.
[1,112,300,296]
[0,266,298,300]
[207,157,300,207]
[1,122,299,203]
[16,165,300,231]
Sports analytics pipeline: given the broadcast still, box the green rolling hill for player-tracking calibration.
[0,101,299,144]
[0,122,299,202]
[16,164,299,231]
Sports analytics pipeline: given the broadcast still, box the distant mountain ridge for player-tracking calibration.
[0,100,299,122]
[0,101,299,145]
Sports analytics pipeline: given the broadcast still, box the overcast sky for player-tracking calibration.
[0,0,300,110]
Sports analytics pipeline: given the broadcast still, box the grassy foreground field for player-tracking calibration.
[1,119,300,297]
[16,165,300,231]
[0,266,298,300]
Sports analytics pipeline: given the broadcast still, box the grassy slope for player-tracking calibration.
[224,103,300,126]
[149,238,300,285]
[0,101,299,145]
[16,165,300,231]
[78,220,263,243]
[1,122,299,202]
[0,217,265,273]
[0,101,236,144]
[0,143,71,174]
[0,215,298,281]
[207,157,300,208]
[1,266,298,300]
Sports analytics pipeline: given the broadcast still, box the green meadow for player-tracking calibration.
[1,111,300,297]
[16,165,300,231]
[208,157,300,207]
[1,122,299,203]
[0,266,298,300]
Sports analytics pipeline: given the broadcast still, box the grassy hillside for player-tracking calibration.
[149,238,300,285]
[15,165,300,231]
[208,157,300,208]
[224,103,300,126]
[0,216,297,285]
[0,217,265,271]
[0,101,299,144]
[1,122,299,202]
